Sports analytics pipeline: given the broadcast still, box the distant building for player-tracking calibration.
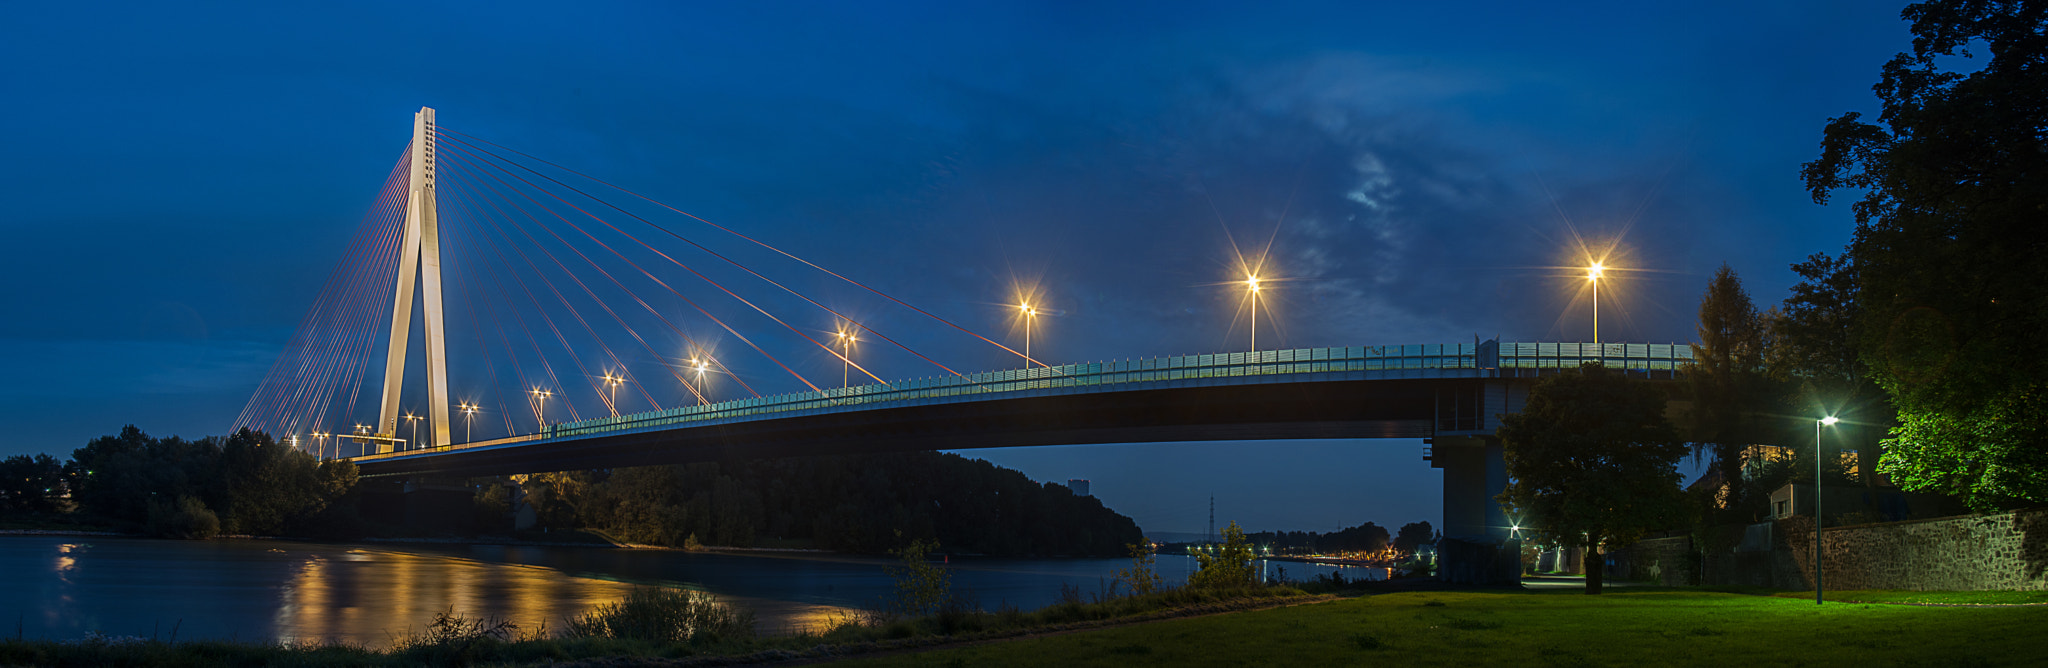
[1068,479,1091,497]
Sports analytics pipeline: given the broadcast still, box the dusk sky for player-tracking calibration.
[1,1,1912,534]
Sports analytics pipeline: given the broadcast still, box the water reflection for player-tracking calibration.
[2,536,1385,648]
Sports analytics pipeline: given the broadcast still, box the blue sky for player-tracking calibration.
[0,1,1910,533]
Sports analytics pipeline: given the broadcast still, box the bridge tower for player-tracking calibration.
[374,107,452,452]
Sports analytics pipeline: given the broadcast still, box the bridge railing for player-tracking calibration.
[540,342,1692,441]
[347,341,1692,462]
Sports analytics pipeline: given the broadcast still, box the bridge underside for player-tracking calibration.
[358,377,1457,479]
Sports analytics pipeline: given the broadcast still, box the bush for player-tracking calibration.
[887,537,952,618]
[145,495,219,539]
[566,587,754,645]
[393,609,517,666]
[1188,521,1256,589]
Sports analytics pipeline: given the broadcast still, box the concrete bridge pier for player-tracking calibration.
[1430,434,1521,583]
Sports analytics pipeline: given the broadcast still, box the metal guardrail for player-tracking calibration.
[347,341,1692,463]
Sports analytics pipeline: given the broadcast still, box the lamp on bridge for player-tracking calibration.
[1587,262,1604,347]
[404,413,421,451]
[834,329,857,388]
[458,403,478,444]
[688,357,712,404]
[530,388,553,433]
[1814,415,1839,605]
[312,431,328,459]
[1018,302,1038,368]
[1245,273,1263,354]
[602,373,625,417]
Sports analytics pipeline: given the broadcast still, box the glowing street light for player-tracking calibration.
[312,431,329,459]
[404,412,421,451]
[458,402,478,444]
[1245,273,1263,354]
[601,372,624,417]
[686,356,713,405]
[1587,262,1604,347]
[1815,414,1839,605]
[834,328,857,388]
[1018,302,1039,368]
[530,388,553,433]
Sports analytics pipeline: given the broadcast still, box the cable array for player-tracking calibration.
[240,127,1036,455]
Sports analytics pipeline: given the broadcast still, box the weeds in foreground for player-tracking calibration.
[567,587,755,645]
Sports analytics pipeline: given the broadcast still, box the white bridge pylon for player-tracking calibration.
[374,107,451,452]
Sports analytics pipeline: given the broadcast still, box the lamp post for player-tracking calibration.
[313,431,328,459]
[1019,302,1038,368]
[1815,415,1839,605]
[835,329,855,388]
[1587,262,1603,352]
[530,388,552,434]
[687,357,712,404]
[459,402,477,444]
[354,424,369,457]
[404,412,420,451]
[602,373,623,417]
[1245,274,1262,355]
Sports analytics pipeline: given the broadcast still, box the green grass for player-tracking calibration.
[1772,589,2048,606]
[832,589,2048,667]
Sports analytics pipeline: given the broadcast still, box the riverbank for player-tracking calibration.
[831,588,2048,667]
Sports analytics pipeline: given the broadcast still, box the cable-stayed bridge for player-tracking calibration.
[233,108,1693,549]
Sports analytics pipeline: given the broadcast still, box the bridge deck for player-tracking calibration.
[347,341,1690,475]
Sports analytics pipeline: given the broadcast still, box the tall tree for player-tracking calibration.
[1772,252,1893,492]
[1688,265,1785,516]
[1499,363,1688,594]
[1801,0,2048,509]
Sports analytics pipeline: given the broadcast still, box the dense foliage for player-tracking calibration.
[1243,520,1432,556]
[535,451,1143,557]
[52,426,358,536]
[1499,364,1688,594]
[1801,0,2048,509]
[1188,521,1256,589]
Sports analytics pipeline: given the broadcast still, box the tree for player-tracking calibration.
[1801,0,2048,509]
[1392,521,1435,557]
[1687,265,1789,518]
[1773,252,1894,495]
[1499,364,1688,594]
[0,454,67,514]
[1188,521,1257,589]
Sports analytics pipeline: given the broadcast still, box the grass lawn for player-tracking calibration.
[831,589,2048,667]
[1772,589,2048,606]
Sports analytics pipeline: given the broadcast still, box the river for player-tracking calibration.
[1,535,1384,648]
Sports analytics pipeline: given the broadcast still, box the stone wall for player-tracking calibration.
[1619,536,1695,586]
[1784,508,2048,591]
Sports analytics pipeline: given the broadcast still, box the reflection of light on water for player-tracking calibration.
[274,547,648,649]
[54,543,80,581]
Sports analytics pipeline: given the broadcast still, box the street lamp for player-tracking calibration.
[313,431,329,459]
[1018,302,1038,368]
[1587,262,1604,348]
[404,412,421,451]
[530,388,553,434]
[1245,274,1263,355]
[687,356,712,404]
[458,402,477,444]
[602,372,624,417]
[1815,415,1839,605]
[835,329,856,388]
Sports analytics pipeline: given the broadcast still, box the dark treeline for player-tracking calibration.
[500,451,1143,557]
[0,426,359,537]
[1245,520,1434,556]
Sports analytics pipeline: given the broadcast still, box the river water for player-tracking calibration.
[1,535,1384,647]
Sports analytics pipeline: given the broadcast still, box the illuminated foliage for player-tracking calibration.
[1801,0,2048,509]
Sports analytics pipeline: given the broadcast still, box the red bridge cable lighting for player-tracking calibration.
[444,159,715,407]
[438,142,837,394]
[449,180,607,424]
[239,149,406,434]
[438,131,962,378]
[443,172,667,414]
[440,150,757,401]
[460,195,587,425]
[435,130,1016,371]
[454,211,542,436]
[440,159,689,410]
[239,147,412,438]
[437,140,853,391]
[449,237,516,441]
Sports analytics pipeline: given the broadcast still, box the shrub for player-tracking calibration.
[145,496,219,539]
[566,587,754,645]
[887,537,952,618]
[393,609,516,666]
[1113,540,1164,597]
[1188,521,1256,589]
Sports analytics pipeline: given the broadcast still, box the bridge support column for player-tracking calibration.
[1431,435,1519,584]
